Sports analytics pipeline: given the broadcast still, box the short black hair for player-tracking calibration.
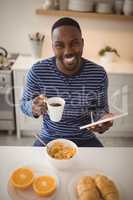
[51,17,81,34]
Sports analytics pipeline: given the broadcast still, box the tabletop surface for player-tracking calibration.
[0,146,133,200]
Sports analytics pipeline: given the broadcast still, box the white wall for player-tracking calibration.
[0,0,133,60]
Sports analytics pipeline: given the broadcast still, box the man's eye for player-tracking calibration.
[55,44,64,49]
[72,41,80,47]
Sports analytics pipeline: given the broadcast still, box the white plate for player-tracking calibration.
[7,162,60,200]
[68,169,121,200]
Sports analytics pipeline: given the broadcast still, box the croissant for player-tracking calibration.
[76,176,100,200]
[95,175,119,200]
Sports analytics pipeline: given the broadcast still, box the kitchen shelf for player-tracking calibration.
[36,9,133,21]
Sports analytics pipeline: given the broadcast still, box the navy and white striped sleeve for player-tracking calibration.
[20,66,41,117]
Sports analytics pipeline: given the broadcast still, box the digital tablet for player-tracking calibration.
[80,112,128,130]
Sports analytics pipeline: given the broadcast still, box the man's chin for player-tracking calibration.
[63,60,79,70]
[57,58,80,73]
[64,64,77,71]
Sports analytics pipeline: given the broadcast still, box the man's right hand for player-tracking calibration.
[32,95,47,117]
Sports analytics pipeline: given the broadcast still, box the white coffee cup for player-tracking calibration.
[47,97,65,122]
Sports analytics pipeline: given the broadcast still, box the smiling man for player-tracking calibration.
[21,17,113,147]
[52,23,83,75]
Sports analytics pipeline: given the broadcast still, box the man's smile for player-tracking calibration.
[63,55,77,65]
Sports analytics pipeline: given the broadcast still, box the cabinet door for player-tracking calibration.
[108,74,133,136]
[14,70,42,131]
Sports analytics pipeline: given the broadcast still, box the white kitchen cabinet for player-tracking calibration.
[13,56,42,138]
[105,74,133,137]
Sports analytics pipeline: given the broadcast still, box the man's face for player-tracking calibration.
[52,26,84,75]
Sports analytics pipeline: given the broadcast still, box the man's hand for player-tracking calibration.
[88,113,113,134]
[32,95,47,117]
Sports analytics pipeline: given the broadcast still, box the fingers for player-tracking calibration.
[32,104,42,116]
[89,125,104,133]
[103,120,113,128]
[88,112,114,134]
[100,112,114,120]
[33,95,46,105]
[32,95,48,116]
[89,121,113,134]
[40,104,48,114]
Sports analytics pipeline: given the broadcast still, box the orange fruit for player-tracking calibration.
[10,167,34,189]
[33,176,57,197]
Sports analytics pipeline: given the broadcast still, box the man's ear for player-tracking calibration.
[52,42,54,49]
[82,38,84,48]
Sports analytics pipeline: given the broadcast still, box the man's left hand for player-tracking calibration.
[88,113,113,134]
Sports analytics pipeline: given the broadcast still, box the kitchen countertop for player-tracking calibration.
[12,55,36,71]
[0,147,133,200]
[12,55,133,74]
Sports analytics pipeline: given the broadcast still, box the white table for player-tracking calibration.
[0,147,133,200]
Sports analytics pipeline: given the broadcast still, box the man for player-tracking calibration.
[21,17,113,147]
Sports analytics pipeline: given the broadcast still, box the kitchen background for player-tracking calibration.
[0,0,133,146]
[0,0,133,59]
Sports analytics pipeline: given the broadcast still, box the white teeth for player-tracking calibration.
[64,57,75,63]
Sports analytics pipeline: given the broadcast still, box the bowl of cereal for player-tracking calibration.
[45,139,78,170]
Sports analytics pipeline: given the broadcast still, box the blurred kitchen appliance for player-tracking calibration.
[0,47,18,134]
[0,47,8,68]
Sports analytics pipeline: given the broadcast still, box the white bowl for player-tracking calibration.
[45,139,78,170]
[96,2,113,14]
[68,0,94,12]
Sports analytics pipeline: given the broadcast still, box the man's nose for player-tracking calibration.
[64,45,74,56]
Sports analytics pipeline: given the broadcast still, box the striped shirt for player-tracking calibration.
[21,57,109,140]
